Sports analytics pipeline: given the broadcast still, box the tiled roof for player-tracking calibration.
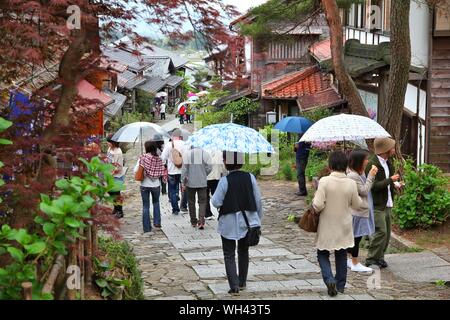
[297,88,345,111]
[309,38,331,62]
[77,80,113,105]
[118,70,146,90]
[103,90,127,118]
[115,37,188,69]
[262,65,332,99]
[165,75,184,88]
[138,77,167,94]
[103,47,154,73]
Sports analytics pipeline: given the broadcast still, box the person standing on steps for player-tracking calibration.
[312,151,362,297]
[179,104,186,125]
[347,149,378,273]
[181,146,212,229]
[160,100,166,120]
[106,135,125,219]
[294,135,311,197]
[205,150,227,220]
[211,152,263,295]
[365,138,401,269]
[134,141,166,235]
[161,129,186,215]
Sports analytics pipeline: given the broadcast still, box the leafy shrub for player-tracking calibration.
[223,98,260,125]
[305,150,328,181]
[393,161,450,229]
[281,162,294,181]
[194,108,230,128]
[0,157,118,300]
[94,236,144,300]
[108,111,154,134]
[301,107,334,123]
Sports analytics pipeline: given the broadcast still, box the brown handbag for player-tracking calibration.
[299,206,320,233]
[135,165,144,182]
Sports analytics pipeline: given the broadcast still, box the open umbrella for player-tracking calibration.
[188,95,199,102]
[155,92,167,98]
[187,123,274,153]
[111,122,170,143]
[274,116,313,134]
[300,114,391,143]
[168,128,191,141]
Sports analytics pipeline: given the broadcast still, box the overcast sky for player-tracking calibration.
[134,0,268,39]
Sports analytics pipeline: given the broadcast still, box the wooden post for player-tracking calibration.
[42,255,65,296]
[67,244,78,300]
[92,225,98,255]
[85,223,93,286]
[22,282,33,300]
[78,234,85,300]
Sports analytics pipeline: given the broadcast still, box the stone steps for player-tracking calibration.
[192,259,320,279]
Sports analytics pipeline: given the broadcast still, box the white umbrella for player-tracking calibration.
[187,123,275,153]
[111,122,170,143]
[300,114,391,143]
[155,92,167,98]
[177,101,194,111]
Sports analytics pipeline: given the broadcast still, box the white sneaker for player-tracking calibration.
[351,263,373,273]
[347,259,353,269]
[205,216,214,220]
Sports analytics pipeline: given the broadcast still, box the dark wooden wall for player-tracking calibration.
[428,37,450,173]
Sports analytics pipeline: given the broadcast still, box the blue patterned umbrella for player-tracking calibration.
[187,123,275,153]
[274,116,313,134]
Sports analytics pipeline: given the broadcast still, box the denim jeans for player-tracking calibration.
[221,235,249,291]
[168,174,181,213]
[317,249,348,291]
[296,158,308,194]
[140,186,161,232]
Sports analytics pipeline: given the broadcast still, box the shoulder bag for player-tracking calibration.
[299,206,320,233]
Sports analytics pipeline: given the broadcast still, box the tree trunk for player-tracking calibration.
[322,0,369,117]
[379,0,411,143]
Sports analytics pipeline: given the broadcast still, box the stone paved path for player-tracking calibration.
[119,116,450,300]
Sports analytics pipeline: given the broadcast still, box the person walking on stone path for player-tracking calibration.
[152,134,167,195]
[347,149,378,273]
[294,136,311,197]
[106,135,125,219]
[161,129,187,215]
[181,146,212,229]
[312,151,362,297]
[134,141,166,234]
[205,150,227,220]
[211,151,263,295]
[179,104,186,125]
[160,100,166,120]
[365,138,401,269]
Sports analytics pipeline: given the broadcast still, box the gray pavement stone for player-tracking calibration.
[386,251,450,282]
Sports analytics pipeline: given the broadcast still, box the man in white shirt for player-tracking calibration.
[161,129,186,215]
[205,150,227,220]
[160,102,166,120]
[365,137,401,269]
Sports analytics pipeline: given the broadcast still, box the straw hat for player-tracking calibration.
[374,137,395,155]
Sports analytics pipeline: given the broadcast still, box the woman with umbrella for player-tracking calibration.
[189,123,273,295]
[211,151,263,295]
[106,135,125,218]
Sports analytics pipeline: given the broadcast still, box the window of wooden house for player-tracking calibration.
[268,38,310,61]
[435,0,450,34]
[383,0,391,32]
[365,0,390,32]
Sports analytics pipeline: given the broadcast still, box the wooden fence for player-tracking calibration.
[21,222,97,300]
